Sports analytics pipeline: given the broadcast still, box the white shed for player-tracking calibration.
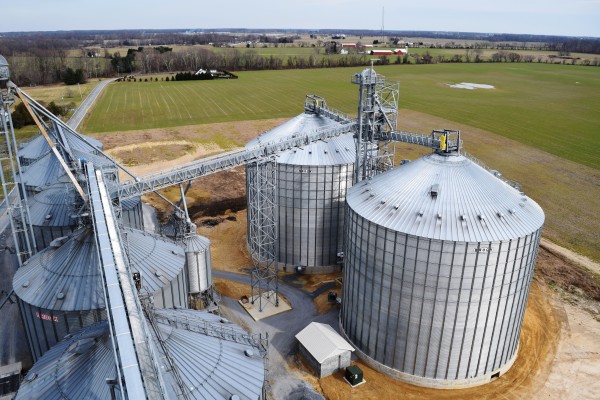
[296,322,354,378]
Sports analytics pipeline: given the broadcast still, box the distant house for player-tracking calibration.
[195,68,218,76]
[296,322,354,378]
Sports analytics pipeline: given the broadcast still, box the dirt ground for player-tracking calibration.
[214,277,252,300]
[197,209,251,274]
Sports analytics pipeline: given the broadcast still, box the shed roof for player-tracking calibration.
[296,323,354,363]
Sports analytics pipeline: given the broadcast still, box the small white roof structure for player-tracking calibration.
[296,323,354,363]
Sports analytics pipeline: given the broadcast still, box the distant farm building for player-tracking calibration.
[369,48,408,56]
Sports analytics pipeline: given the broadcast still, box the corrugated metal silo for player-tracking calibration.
[17,310,266,400]
[121,196,144,230]
[183,234,212,294]
[153,309,266,400]
[340,150,545,388]
[246,112,355,273]
[26,183,80,251]
[14,322,119,400]
[13,226,187,360]
[18,130,104,167]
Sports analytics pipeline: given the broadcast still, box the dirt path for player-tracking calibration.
[540,238,600,276]
[108,140,224,177]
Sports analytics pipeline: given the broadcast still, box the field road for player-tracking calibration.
[66,77,117,129]
[214,270,337,400]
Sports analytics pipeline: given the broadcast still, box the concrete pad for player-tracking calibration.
[238,290,292,321]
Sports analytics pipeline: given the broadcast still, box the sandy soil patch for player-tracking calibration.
[87,118,287,151]
[214,277,252,300]
[317,281,562,400]
[196,209,251,274]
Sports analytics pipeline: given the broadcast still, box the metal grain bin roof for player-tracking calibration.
[13,228,105,311]
[346,152,545,242]
[18,132,103,163]
[183,233,210,252]
[0,54,7,66]
[276,133,355,166]
[18,152,71,189]
[154,309,265,400]
[17,311,264,400]
[14,227,186,311]
[121,196,141,211]
[247,112,343,147]
[27,184,78,227]
[122,228,186,294]
[15,322,119,400]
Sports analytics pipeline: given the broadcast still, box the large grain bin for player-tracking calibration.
[340,150,545,388]
[17,310,266,400]
[26,183,80,251]
[18,128,104,167]
[14,322,119,400]
[246,112,355,273]
[13,226,187,360]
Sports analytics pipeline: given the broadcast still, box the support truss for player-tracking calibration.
[247,158,279,312]
[0,85,36,264]
[351,66,400,183]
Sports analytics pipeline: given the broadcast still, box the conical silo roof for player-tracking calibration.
[27,183,79,227]
[18,132,103,165]
[247,112,343,147]
[154,309,265,400]
[14,227,186,311]
[276,133,355,166]
[15,322,118,400]
[183,233,210,252]
[121,196,141,211]
[13,228,105,311]
[346,152,545,242]
[18,152,71,190]
[17,309,265,400]
[122,228,186,294]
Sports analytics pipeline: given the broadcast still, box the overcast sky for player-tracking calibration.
[2,0,598,37]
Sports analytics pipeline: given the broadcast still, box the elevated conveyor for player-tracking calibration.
[87,163,166,400]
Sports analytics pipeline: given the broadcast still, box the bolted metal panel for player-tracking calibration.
[341,153,545,386]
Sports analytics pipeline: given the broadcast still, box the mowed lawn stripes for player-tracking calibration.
[82,64,600,169]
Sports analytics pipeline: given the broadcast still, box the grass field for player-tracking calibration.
[82,63,600,169]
